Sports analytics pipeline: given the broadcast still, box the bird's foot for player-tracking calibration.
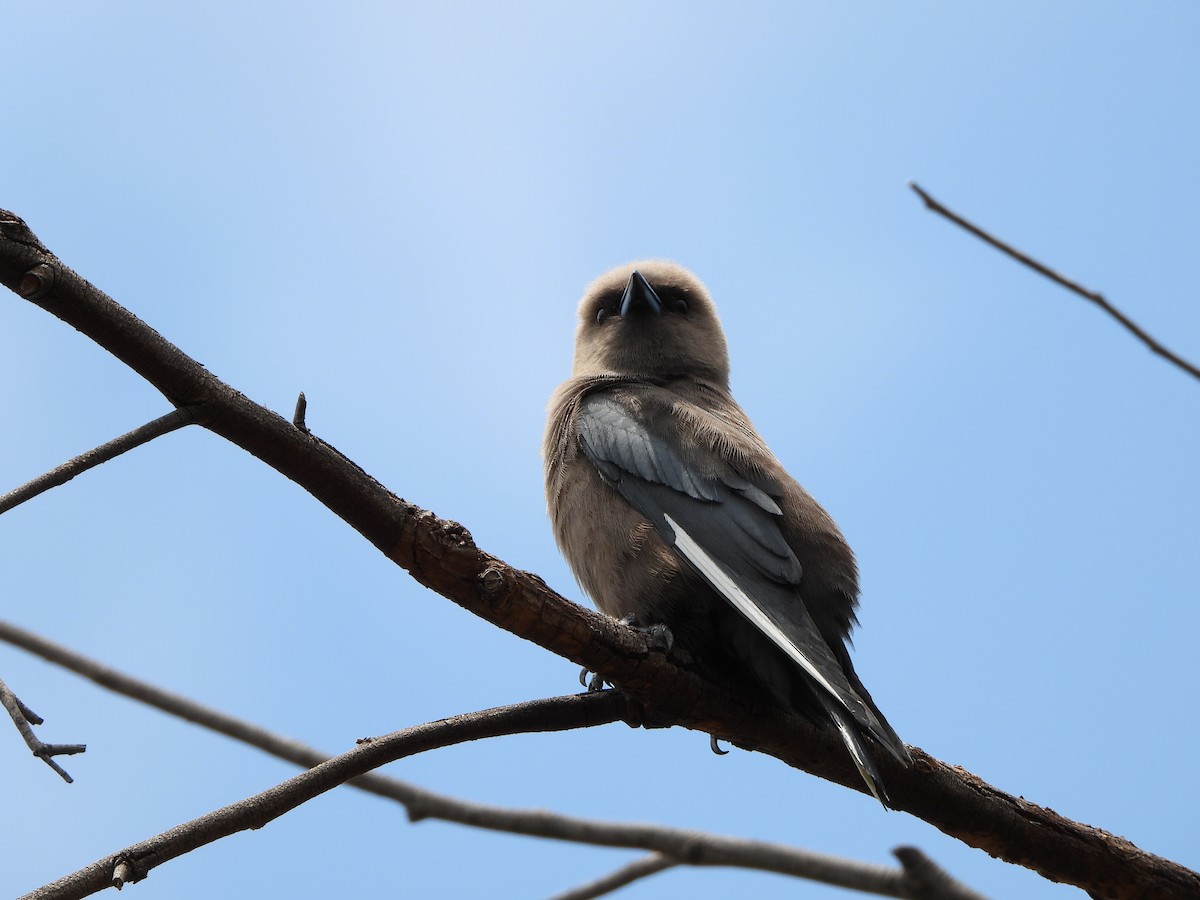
[709,735,730,756]
[578,666,609,692]
[617,615,675,652]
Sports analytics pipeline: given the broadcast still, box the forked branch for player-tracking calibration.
[0,675,85,783]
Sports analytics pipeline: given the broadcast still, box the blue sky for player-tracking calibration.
[3,4,1199,898]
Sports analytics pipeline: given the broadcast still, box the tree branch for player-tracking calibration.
[18,692,630,900]
[0,674,86,783]
[909,182,1200,382]
[892,847,989,900]
[548,854,676,900]
[2,209,1196,899]
[0,408,197,516]
[0,620,984,900]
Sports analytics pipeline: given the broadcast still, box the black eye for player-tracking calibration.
[595,307,611,324]
[656,286,690,315]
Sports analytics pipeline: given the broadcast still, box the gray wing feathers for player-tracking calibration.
[722,475,783,515]
[579,397,717,501]
[577,394,898,755]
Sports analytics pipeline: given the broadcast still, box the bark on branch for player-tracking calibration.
[1,209,1195,899]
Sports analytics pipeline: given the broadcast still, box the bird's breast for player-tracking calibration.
[549,451,687,620]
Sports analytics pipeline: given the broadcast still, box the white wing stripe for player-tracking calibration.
[664,513,843,704]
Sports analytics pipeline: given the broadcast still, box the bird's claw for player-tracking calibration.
[579,667,608,692]
[710,735,730,756]
[618,615,675,652]
[644,624,674,652]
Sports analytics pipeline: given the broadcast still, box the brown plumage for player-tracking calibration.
[543,260,910,804]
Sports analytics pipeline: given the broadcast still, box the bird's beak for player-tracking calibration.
[620,270,664,318]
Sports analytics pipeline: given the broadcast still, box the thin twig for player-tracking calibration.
[19,692,629,900]
[0,621,986,900]
[0,675,85,783]
[0,408,197,515]
[909,182,1200,382]
[548,854,677,900]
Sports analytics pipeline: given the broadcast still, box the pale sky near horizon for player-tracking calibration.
[3,4,1199,898]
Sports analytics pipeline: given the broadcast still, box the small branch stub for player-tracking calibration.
[292,392,309,433]
[16,696,43,724]
[35,741,87,759]
[478,566,505,598]
[112,859,134,890]
[18,263,56,301]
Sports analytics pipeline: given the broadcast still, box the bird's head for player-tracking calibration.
[571,260,730,387]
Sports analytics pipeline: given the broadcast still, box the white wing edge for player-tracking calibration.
[664,513,844,705]
[666,513,890,805]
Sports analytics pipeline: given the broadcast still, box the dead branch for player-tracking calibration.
[1,209,1196,899]
[0,674,86,782]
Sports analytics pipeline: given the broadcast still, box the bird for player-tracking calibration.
[543,260,911,805]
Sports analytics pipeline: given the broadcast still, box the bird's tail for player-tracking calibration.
[816,694,892,808]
